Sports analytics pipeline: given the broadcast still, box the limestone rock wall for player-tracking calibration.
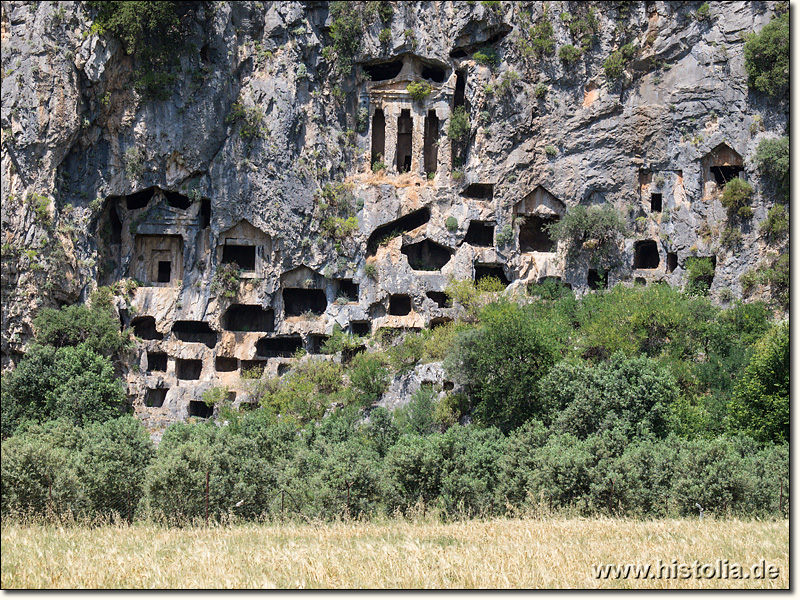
[1,1,788,431]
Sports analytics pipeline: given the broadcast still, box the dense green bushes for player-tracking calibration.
[444,300,566,431]
[2,282,787,523]
[743,11,789,99]
[720,178,754,219]
[1,417,152,520]
[728,322,789,444]
[2,411,787,522]
[2,302,130,438]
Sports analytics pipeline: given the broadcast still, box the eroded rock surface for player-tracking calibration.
[1,1,787,434]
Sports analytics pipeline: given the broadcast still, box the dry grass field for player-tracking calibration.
[1,517,788,589]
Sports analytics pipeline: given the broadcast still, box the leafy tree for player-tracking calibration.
[1,420,86,517]
[684,256,715,296]
[444,300,565,431]
[744,12,789,99]
[719,178,754,219]
[142,423,216,522]
[395,387,438,435]
[348,353,390,406]
[529,20,556,57]
[546,204,628,268]
[558,44,582,64]
[33,303,129,356]
[406,80,432,100]
[604,43,635,80]
[473,47,499,67]
[539,354,678,439]
[574,283,711,360]
[728,322,789,443]
[2,344,126,437]
[77,416,154,519]
[365,407,399,458]
[760,204,789,242]
[328,1,365,73]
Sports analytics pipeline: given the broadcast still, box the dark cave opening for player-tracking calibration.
[131,316,163,341]
[421,64,446,82]
[453,70,466,107]
[349,320,371,336]
[175,358,202,380]
[519,216,557,252]
[147,351,167,372]
[145,388,168,408]
[371,108,386,166]
[307,334,330,354]
[397,109,413,173]
[363,59,404,81]
[366,207,431,255]
[634,240,660,269]
[650,193,662,213]
[460,183,493,200]
[464,220,494,247]
[165,190,191,210]
[426,291,449,308]
[667,252,678,273]
[710,165,744,187]
[222,304,275,332]
[172,321,218,348]
[124,188,155,210]
[401,239,453,271]
[221,245,256,271]
[215,356,238,372]
[337,279,359,303]
[110,205,122,244]
[474,263,509,286]
[188,400,213,418]
[588,269,608,290]
[157,261,171,283]
[389,294,412,316]
[423,110,439,175]
[256,335,303,358]
[283,288,327,317]
[200,198,211,229]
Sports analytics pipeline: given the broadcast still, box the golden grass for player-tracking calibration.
[1,517,788,589]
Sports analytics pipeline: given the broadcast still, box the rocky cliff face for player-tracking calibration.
[0,1,787,431]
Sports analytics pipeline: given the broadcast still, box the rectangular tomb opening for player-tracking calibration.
[397,109,413,173]
[221,245,256,272]
[283,288,327,317]
[215,356,238,372]
[172,321,218,348]
[256,335,303,358]
[188,400,213,419]
[423,110,439,175]
[519,216,558,252]
[147,352,168,372]
[176,358,203,380]
[222,305,275,332]
[634,240,660,269]
[371,108,386,166]
[389,294,412,316]
[145,388,168,408]
[133,235,184,285]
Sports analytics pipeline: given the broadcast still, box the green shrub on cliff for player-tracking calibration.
[744,11,789,99]
[87,1,193,99]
